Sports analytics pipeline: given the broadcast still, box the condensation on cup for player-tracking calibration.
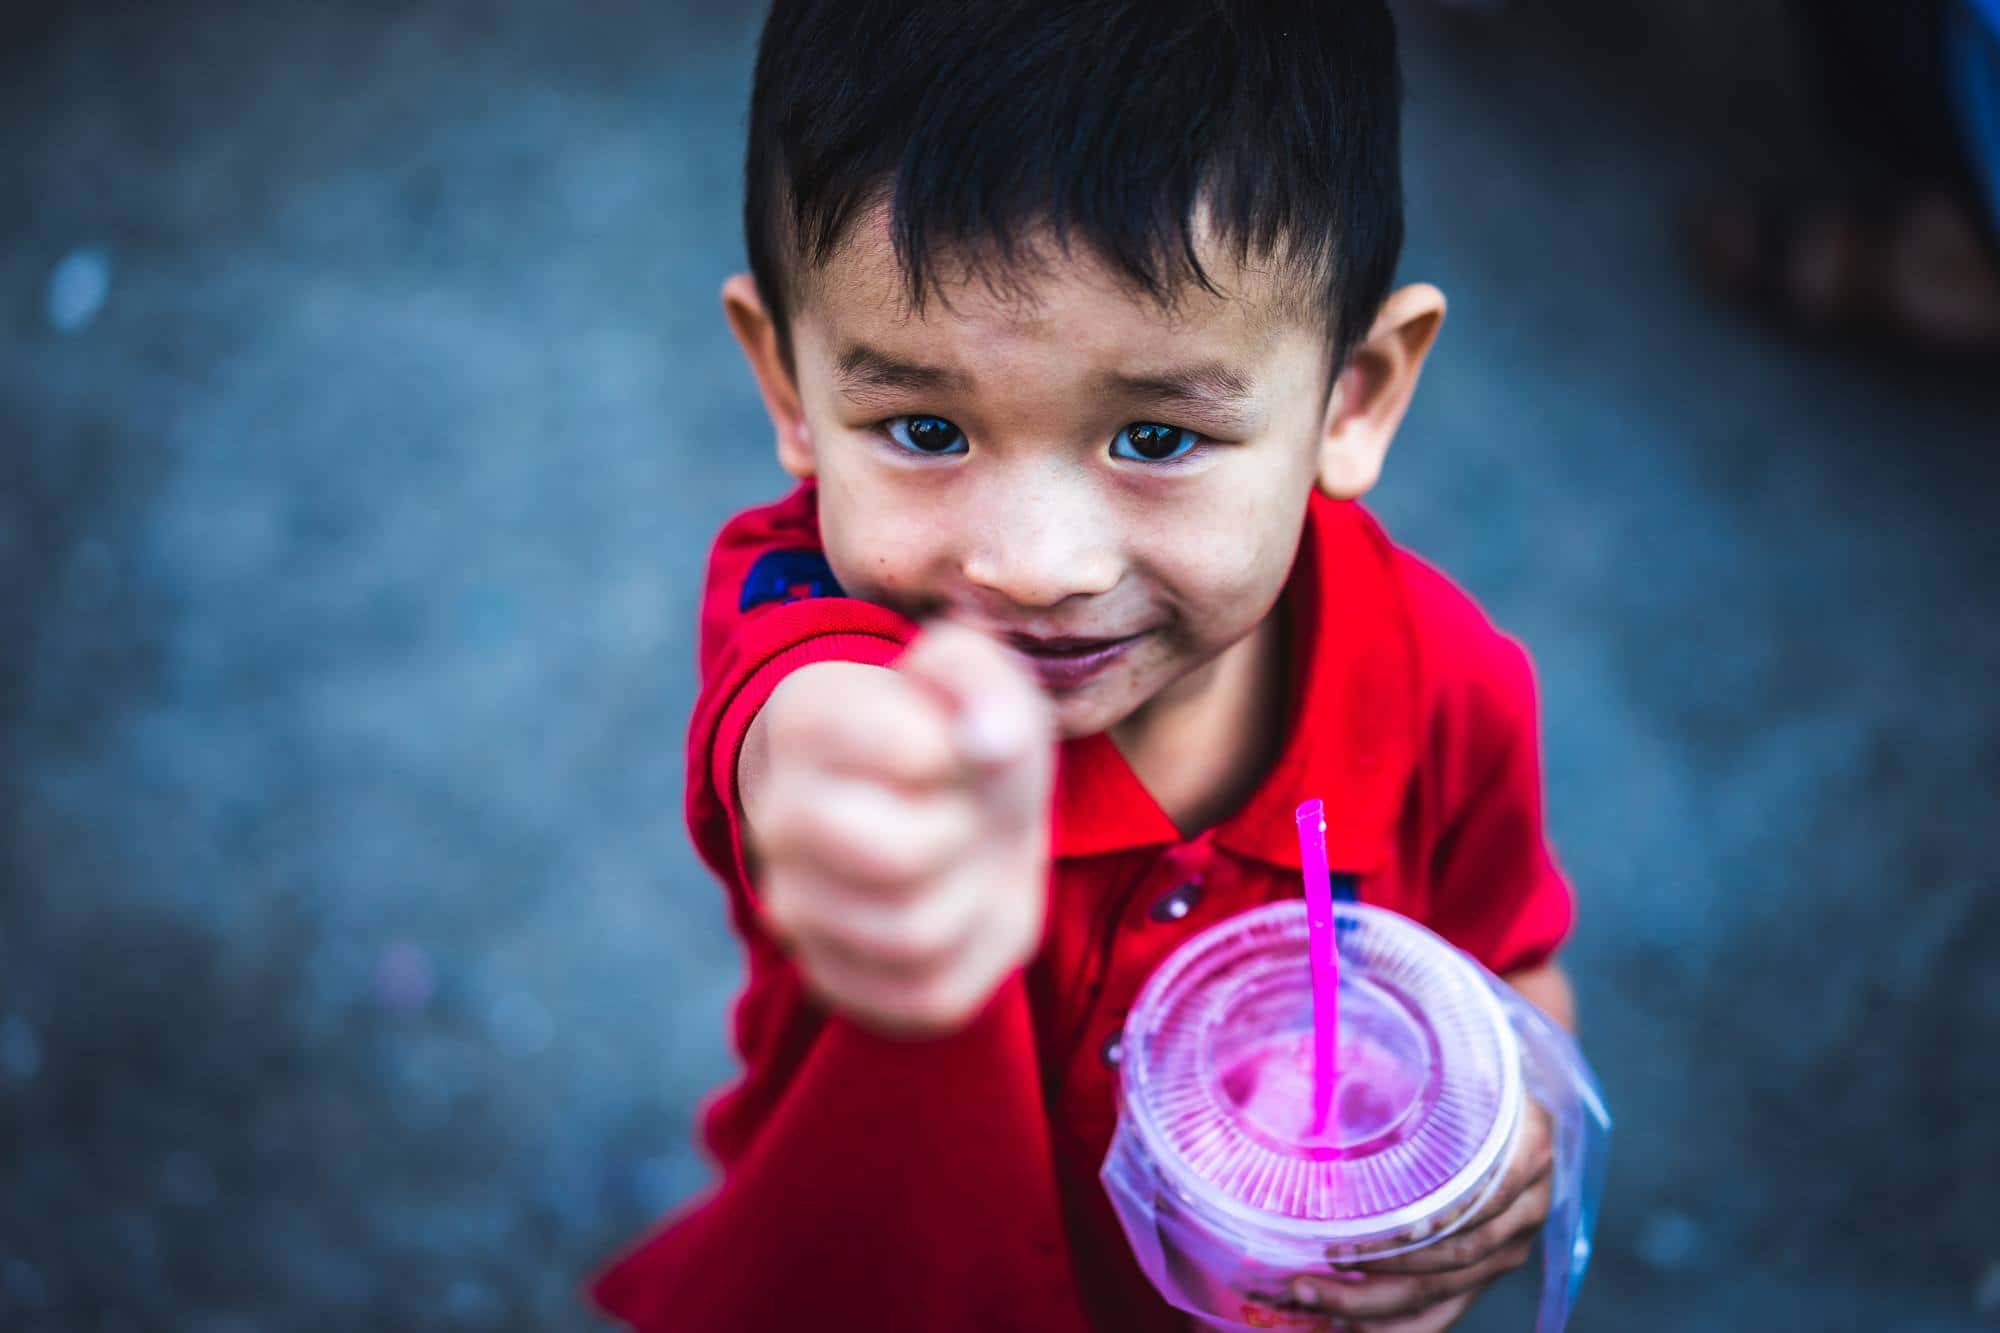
[1101,900,1609,1332]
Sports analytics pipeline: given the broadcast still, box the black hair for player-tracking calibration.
[743,0,1403,385]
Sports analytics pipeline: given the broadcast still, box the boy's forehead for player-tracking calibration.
[796,202,1306,363]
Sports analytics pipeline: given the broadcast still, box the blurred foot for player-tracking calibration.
[1686,191,2000,356]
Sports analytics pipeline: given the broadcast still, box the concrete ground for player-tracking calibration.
[3,1,1996,1329]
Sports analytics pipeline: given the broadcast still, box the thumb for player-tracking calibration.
[896,620,1054,825]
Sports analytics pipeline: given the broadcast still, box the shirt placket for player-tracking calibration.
[1056,831,1245,1156]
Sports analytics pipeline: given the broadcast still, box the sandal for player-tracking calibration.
[1682,191,2000,361]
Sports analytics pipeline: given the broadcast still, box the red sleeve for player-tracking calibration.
[1401,554,1576,976]
[587,484,1091,1333]
[588,980,1091,1333]
[683,484,919,937]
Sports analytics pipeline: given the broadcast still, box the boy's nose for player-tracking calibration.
[958,481,1121,612]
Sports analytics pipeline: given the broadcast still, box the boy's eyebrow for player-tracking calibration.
[1093,362,1260,414]
[832,344,1262,422]
[832,344,975,399]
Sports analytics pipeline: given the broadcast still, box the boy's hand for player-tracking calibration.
[1288,1099,1553,1331]
[741,622,1055,1038]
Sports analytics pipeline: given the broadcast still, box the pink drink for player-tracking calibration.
[1102,901,1523,1331]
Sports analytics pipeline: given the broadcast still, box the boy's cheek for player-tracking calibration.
[820,543,945,621]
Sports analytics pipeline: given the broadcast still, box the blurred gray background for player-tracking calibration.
[4,1,1997,1329]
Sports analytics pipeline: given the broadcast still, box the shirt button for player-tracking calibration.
[1100,1029,1124,1067]
[1149,878,1204,923]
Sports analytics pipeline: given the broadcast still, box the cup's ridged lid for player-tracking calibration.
[1122,901,1520,1240]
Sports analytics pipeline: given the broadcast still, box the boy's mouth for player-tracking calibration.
[1004,631,1146,692]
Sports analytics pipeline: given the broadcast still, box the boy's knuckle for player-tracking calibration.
[888,723,958,785]
[867,918,951,975]
[806,906,871,959]
[898,901,964,961]
[908,969,981,1031]
[1414,1271,1461,1307]
[842,990,904,1035]
[807,792,905,875]
[1433,1234,1480,1270]
[764,674,828,743]
[754,774,800,829]
[779,688,889,765]
[1347,1277,1426,1320]
[897,987,955,1034]
[758,886,803,945]
[894,837,955,885]
[761,782,831,858]
[783,799,847,861]
[845,832,923,884]
[1451,1234,1486,1266]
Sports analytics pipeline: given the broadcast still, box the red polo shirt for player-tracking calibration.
[588,482,1573,1332]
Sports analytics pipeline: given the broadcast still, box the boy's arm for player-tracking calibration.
[1417,612,1576,980]
[1285,558,1577,1327]
[591,511,1091,1331]
[1289,960,1574,1327]
[735,630,1055,1037]
[1501,961,1575,1033]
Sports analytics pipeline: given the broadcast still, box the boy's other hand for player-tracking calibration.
[1288,1099,1553,1331]
[741,622,1055,1038]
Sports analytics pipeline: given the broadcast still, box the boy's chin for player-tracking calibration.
[1046,682,1147,742]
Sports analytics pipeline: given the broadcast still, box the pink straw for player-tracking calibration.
[1295,798,1339,1138]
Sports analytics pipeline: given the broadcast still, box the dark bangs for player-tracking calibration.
[743,0,1403,376]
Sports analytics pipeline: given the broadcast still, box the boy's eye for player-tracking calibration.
[1111,421,1202,463]
[884,415,967,455]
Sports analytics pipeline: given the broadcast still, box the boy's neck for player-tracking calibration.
[1109,604,1290,840]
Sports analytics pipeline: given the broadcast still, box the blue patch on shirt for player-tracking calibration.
[1331,872,1360,935]
[740,549,845,612]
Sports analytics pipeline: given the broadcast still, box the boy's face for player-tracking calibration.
[728,205,1439,741]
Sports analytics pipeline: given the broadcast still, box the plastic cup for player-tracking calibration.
[1102,900,1524,1330]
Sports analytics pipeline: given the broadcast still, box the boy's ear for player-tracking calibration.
[1316,282,1446,500]
[722,273,816,479]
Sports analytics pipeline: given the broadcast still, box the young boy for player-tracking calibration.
[590,2,1577,1329]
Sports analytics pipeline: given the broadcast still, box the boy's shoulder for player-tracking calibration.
[1289,500,1547,848]
[702,481,827,611]
[1388,540,1536,704]
[1366,526,1545,797]
[694,481,865,677]
[1323,499,1538,719]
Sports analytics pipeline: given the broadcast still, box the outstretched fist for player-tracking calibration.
[739,623,1056,1037]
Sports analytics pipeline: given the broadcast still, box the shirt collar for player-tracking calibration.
[1050,491,1419,872]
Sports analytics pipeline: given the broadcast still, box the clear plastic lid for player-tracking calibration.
[1121,900,1522,1246]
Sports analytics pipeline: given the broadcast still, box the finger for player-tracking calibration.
[759,776,977,890]
[897,621,1054,824]
[1343,1287,1477,1333]
[1339,1101,1552,1273]
[1292,1234,1535,1322]
[898,621,1051,764]
[794,870,985,980]
[766,661,961,791]
[1349,1168,1552,1276]
[792,939,926,1034]
[794,933,993,1037]
[1466,1099,1553,1227]
[1498,1097,1555,1196]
